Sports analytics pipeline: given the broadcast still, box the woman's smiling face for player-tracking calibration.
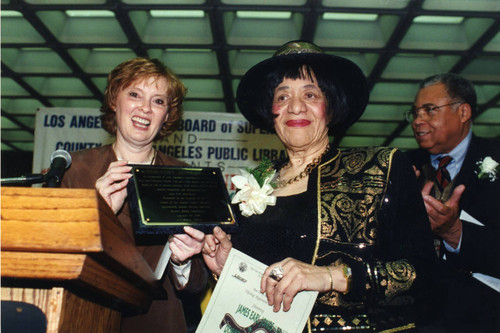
[113,76,169,148]
[272,75,330,152]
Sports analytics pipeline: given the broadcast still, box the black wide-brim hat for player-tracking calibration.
[236,40,369,134]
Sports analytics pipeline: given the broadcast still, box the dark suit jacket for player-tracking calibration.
[61,144,207,333]
[408,135,500,332]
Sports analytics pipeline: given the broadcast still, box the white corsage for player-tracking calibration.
[476,156,499,182]
[231,159,277,217]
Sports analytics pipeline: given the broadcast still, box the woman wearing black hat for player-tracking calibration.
[187,41,439,332]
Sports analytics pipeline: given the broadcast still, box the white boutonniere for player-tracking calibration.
[231,159,277,217]
[476,156,499,182]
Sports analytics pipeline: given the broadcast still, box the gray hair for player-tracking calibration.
[420,73,477,116]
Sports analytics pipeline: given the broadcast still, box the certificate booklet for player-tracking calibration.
[197,249,318,333]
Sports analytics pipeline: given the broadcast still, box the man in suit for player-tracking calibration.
[407,73,500,332]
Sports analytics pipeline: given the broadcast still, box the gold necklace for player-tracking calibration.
[150,149,157,165]
[275,145,330,188]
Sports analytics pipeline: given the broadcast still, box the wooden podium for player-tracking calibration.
[1,187,160,332]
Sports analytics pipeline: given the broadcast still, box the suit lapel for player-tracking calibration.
[453,135,479,189]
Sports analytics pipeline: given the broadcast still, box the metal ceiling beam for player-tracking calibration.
[113,0,149,57]
[477,91,500,121]
[1,63,53,106]
[1,109,35,135]
[339,0,424,148]
[300,0,320,41]
[453,18,500,72]
[1,108,35,152]
[12,1,104,102]
[209,1,235,114]
[1,139,22,152]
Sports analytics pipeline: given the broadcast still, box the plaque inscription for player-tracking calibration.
[128,166,238,244]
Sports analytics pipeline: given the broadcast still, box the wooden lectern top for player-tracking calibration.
[1,187,159,313]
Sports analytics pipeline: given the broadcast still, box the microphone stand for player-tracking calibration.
[44,173,62,188]
[1,174,46,186]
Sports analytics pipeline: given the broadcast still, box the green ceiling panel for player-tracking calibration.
[2,48,72,73]
[370,83,420,103]
[475,85,500,103]
[10,142,35,151]
[315,15,397,48]
[1,78,30,96]
[383,54,444,80]
[1,144,11,150]
[484,31,500,52]
[68,48,137,74]
[360,104,407,122]
[400,17,494,51]
[17,116,36,129]
[1,117,21,129]
[152,49,219,75]
[400,126,415,137]
[224,11,302,46]
[473,124,500,137]
[0,10,45,44]
[462,58,500,82]
[124,0,205,3]
[182,79,224,99]
[231,79,242,101]
[1,99,44,115]
[228,50,274,76]
[423,0,500,11]
[129,11,213,44]
[25,0,106,3]
[37,10,128,44]
[323,51,377,77]
[48,99,102,108]
[3,116,36,130]
[390,137,420,150]
[346,122,400,136]
[1,12,46,43]
[184,101,227,113]
[24,77,93,96]
[91,77,109,93]
[475,107,500,124]
[322,0,410,9]
[222,0,306,5]
[339,136,386,148]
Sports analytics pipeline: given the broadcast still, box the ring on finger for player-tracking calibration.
[270,266,284,282]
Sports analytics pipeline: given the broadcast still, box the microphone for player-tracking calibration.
[44,150,72,188]
[0,150,72,187]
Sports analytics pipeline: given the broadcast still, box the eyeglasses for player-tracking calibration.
[404,101,464,123]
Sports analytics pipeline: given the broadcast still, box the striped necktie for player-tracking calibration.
[436,156,453,190]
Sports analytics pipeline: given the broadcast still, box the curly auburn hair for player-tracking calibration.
[101,57,186,140]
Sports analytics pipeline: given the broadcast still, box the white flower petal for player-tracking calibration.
[482,156,499,172]
[231,175,250,190]
[247,173,260,189]
[265,195,277,206]
[232,165,277,216]
[261,184,275,196]
[239,202,254,217]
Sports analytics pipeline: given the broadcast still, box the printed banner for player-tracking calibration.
[33,108,286,192]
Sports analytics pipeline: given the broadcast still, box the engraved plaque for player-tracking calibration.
[127,165,238,244]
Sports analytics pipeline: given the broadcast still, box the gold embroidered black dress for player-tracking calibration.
[232,147,438,332]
